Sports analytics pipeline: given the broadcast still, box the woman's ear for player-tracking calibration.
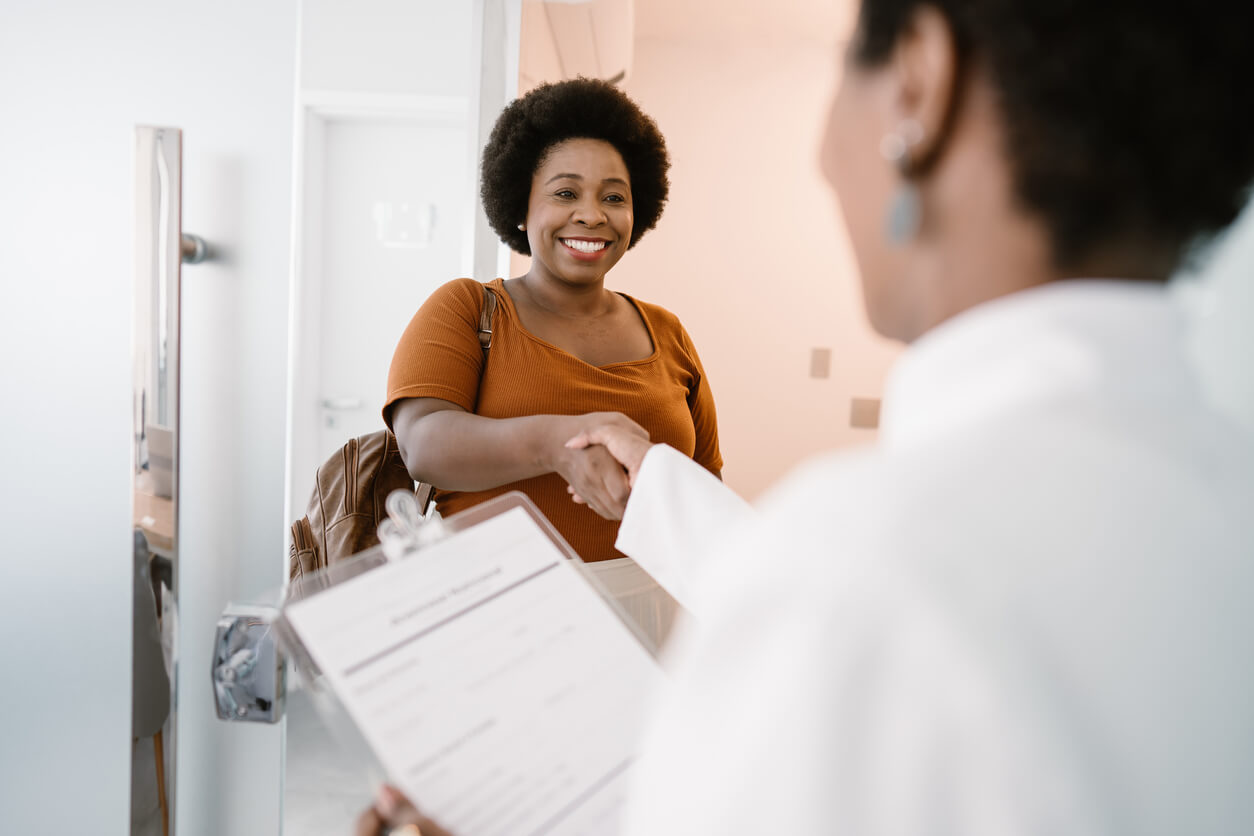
[888,5,959,175]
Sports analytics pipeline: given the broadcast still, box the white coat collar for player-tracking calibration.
[878,280,1192,453]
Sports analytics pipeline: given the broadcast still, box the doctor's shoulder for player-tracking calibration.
[745,441,989,569]
[749,446,889,545]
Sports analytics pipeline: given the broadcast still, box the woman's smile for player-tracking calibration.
[560,237,612,260]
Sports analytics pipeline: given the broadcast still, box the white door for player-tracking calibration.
[315,117,470,459]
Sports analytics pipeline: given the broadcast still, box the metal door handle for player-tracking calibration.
[321,397,364,410]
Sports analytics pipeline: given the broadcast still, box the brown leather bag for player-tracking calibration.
[288,284,497,580]
[288,430,428,581]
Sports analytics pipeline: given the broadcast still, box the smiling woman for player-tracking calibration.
[382,79,721,647]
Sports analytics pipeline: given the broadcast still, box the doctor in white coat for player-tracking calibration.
[357,0,1254,833]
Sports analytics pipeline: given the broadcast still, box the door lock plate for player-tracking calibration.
[212,604,285,723]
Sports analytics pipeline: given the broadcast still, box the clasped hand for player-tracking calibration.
[547,412,646,520]
[555,412,656,520]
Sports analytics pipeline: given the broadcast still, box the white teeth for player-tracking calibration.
[562,239,608,253]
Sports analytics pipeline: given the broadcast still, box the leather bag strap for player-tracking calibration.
[478,283,497,356]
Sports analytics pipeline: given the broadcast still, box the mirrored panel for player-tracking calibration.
[132,125,181,836]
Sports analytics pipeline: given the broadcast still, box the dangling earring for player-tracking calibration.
[879,119,924,246]
[517,223,526,231]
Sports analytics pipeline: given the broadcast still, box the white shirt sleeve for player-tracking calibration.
[614,444,754,613]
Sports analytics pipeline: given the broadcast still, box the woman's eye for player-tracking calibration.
[555,189,576,199]
[605,194,625,204]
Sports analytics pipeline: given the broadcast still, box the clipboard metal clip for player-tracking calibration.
[377,488,447,561]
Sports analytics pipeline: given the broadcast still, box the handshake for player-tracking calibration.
[555,412,655,522]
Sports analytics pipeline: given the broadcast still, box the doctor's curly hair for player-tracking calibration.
[480,78,670,256]
[853,0,1254,273]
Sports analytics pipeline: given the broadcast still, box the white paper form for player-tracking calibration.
[283,505,664,836]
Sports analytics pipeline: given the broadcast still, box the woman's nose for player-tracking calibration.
[573,198,606,225]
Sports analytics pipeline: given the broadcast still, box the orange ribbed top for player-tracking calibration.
[384,278,722,562]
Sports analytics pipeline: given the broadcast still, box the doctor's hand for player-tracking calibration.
[354,785,454,836]
[565,422,655,489]
[550,412,647,521]
[558,443,632,520]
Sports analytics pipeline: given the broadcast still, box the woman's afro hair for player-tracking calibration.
[853,0,1254,271]
[480,77,670,255]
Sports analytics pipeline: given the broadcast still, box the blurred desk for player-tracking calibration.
[134,472,173,556]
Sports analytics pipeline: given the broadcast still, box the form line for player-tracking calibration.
[342,561,561,677]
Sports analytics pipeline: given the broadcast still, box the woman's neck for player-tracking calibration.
[514,270,615,318]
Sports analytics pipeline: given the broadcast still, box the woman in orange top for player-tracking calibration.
[383,78,721,645]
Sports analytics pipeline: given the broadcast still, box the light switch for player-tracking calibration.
[809,347,831,379]
[850,397,881,429]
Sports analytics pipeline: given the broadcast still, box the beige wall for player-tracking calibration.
[515,6,900,499]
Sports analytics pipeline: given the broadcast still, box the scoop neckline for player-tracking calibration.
[489,277,660,370]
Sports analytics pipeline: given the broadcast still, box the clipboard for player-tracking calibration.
[276,490,665,836]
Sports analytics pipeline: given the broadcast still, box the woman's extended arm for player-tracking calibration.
[391,397,647,521]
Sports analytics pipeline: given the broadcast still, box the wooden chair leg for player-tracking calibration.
[153,729,169,836]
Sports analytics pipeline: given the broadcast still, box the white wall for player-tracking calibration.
[301,0,473,97]
[0,2,298,833]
